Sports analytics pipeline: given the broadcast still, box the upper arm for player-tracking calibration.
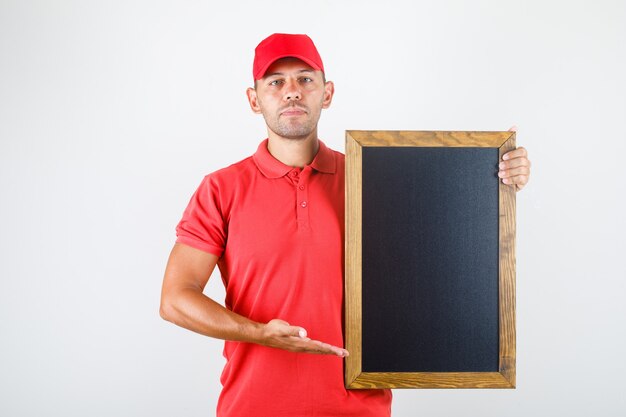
[161,242,220,298]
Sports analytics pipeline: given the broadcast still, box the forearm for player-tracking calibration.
[160,288,263,344]
[160,244,346,356]
[160,287,347,356]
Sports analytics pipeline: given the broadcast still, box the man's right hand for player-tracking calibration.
[260,319,349,357]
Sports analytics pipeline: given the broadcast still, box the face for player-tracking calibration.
[247,57,334,140]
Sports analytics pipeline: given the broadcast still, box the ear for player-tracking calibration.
[322,80,335,109]
[246,87,262,114]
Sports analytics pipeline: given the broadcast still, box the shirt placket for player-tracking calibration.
[288,166,311,232]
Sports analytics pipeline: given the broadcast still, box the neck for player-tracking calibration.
[266,130,320,168]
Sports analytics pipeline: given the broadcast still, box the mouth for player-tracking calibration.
[280,106,308,116]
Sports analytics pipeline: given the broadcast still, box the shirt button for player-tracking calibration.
[290,171,298,177]
[300,201,307,208]
[298,185,305,190]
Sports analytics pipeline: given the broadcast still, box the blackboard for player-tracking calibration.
[344,131,516,389]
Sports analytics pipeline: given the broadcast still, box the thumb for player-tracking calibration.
[268,319,307,338]
[292,327,307,338]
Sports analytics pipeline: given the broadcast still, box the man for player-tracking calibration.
[160,33,531,417]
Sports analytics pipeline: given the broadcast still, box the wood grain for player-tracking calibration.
[344,132,363,387]
[498,133,517,387]
[347,372,515,389]
[346,130,512,148]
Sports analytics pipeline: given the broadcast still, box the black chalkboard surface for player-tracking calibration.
[344,131,516,389]
[362,147,499,373]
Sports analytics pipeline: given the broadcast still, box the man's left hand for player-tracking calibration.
[499,126,531,192]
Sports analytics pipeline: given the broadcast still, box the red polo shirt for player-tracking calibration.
[175,139,391,417]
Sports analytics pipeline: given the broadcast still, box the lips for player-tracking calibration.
[280,106,308,116]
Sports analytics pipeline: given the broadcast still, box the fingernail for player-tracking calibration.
[299,329,307,338]
[502,178,510,184]
[499,162,505,169]
[503,154,509,160]
[498,171,505,177]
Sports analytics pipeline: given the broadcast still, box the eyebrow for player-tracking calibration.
[264,69,315,78]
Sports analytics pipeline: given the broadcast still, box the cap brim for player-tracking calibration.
[254,54,323,80]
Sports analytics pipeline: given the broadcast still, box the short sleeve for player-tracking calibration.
[175,175,226,257]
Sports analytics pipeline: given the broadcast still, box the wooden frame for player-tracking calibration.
[344,130,516,389]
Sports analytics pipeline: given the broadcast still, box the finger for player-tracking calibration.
[498,166,530,179]
[499,159,530,171]
[501,175,529,187]
[286,326,307,338]
[502,146,527,160]
[502,178,526,191]
[499,158,530,170]
[507,125,518,132]
[307,340,349,357]
[308,340,334,352]
[269,320,307,338]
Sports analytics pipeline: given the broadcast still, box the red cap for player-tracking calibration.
[253,33,324,80]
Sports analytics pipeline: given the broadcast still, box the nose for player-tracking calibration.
[283,78,301,101]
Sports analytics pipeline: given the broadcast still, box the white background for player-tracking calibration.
[1,0,625,415]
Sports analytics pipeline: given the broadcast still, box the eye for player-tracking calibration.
[269,79,283,86]
[300,77,313,83]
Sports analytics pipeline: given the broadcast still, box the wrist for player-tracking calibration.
[244,320,267,345]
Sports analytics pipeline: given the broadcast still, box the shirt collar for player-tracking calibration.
[253,138,336,178]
